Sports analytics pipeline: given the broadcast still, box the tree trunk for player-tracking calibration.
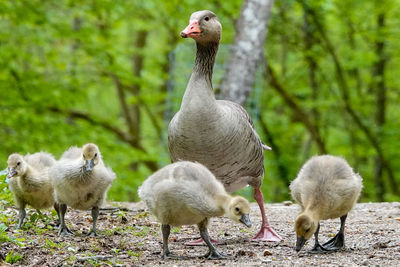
[220,0,275,105]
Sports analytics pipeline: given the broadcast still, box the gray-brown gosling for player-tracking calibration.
[290,155,363,253]
[7,152,59,229]
[139,161,252,260]
[50,143,116,236]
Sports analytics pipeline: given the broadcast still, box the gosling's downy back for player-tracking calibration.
[60,146,82,160]
[24,152,56,170]
[139,161,228,226]
[290,155,363,220]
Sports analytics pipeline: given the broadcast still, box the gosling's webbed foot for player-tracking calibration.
[203,249,227,260]
[322,233,344,251]
[162,252,185,260]
[86,230,98,237]
[58,226,73,236]
[308,243,329,254]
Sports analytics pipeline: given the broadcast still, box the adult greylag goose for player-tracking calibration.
[167,10,280,242]
[290,155,363,252]
[7,152,58,229]
[50,143,116,236]
[139,161,251,259]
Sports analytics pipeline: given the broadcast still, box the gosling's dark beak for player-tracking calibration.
[296,236,306,252]
[239,214,251,228]
[7,168,16,178]
[85,159,94,172]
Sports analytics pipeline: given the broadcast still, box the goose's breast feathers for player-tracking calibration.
[168,100,265,190]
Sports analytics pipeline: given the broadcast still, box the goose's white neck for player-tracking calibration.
[181,41,219,112]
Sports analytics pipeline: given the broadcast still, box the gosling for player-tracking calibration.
[139,161,252,260]
[7,152,58,229]
[51,143,116,236]
[290,155,363,253]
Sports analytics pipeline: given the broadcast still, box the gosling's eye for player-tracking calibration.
[204,16,210,21]
[17,162,21,166]
[234,207,240,213]
[94,153,98,157]
[305,228,310,233]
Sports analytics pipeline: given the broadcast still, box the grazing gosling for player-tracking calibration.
[139,161,252,260]
[7,152,58,229]
[290,155,363,253]
[51,143,116,236]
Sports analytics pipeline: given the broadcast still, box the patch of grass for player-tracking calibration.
[104,228,114,236]
[132,226,150,237]
[0,223,24,246]
[44,239,56,249]
[128,250,142,261]
[87,258,101,266]
[117,210,126,218]
[0,178,14,205]
[5,250,23,264]
[240,228,252,233]
[133,211,149,220]
[171,227,180,233]
[24,210,54,231]
[90,244,101,252]
[66,255,76,262]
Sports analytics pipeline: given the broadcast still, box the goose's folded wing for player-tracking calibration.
[218,100,271,150]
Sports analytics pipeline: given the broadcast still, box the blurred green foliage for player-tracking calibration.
[1,0,399,205]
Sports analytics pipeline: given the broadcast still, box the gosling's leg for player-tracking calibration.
[54,203,60,227]
[198,219,226,260]
[58,204,73,236]
[251,187,282,242]
[323,214,347,251]
[309,223,329,253]
[87,206,99,237]
[16,208,26,229]
[161,224,184,259]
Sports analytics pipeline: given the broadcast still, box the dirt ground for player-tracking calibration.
[1,201,399,266]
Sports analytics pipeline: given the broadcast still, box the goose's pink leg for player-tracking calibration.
[185,237,223,246]
[252,187,282,242]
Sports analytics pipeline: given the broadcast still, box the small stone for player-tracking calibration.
[283,201,293,206]
[263,250,272,256]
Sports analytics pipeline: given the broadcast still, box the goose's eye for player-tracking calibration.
[17,162,21,166]
[305,228,310,233]
[234,207,240,213]
[204,16,210,21]
[94,153,98,157]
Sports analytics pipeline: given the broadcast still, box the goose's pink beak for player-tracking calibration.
[181,20,201,38]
